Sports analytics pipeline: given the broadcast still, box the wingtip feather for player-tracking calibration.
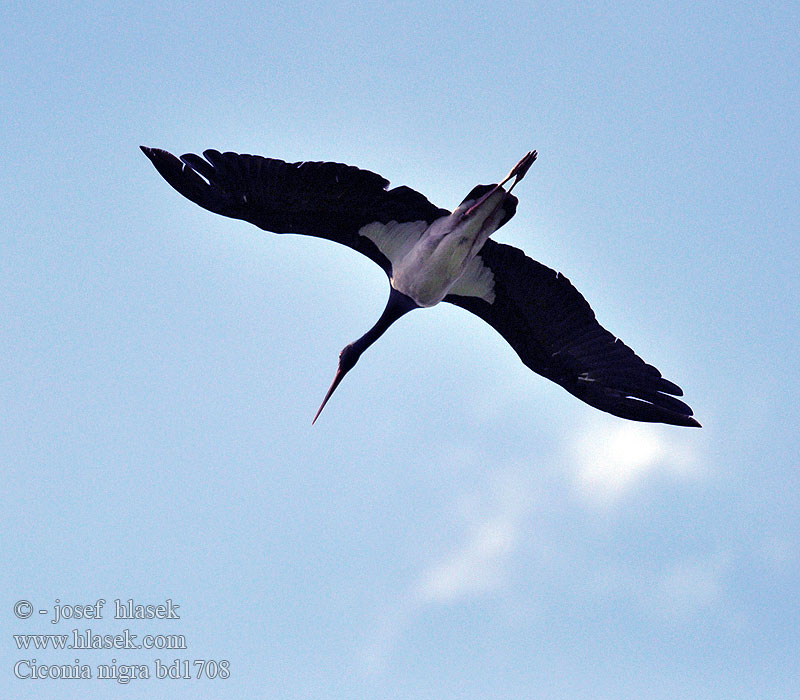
[141,146,219,211]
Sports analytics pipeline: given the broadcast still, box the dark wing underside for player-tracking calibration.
[445,239,699,427]
[141,147,449,275]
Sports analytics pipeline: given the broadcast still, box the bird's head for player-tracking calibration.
[311,289,417,425]
[312,343,362,425]
[338,343,362,374]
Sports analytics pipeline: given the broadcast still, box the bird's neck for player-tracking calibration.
[352,288,418,356]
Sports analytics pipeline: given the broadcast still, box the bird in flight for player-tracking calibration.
[141,146,699,427]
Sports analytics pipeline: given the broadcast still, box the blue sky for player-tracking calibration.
[2,1,798,698]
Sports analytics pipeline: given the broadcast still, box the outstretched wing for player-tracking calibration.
[141,147,450,275]
[445,239,700,427]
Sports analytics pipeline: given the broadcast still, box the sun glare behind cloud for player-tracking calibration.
[571,419,700,504]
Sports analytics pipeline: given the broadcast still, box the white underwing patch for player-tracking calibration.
[358,219,429,268]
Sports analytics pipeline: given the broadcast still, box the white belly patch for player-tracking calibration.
[358,218,497,306]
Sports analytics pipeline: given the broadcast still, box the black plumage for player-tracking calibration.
[141,146,699,427]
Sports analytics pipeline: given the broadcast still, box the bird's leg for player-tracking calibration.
[506,150,537,193]
[463,150,537,218]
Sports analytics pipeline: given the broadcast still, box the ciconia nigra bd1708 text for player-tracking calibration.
[141,146,700,428]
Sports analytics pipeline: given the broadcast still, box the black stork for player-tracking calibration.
[141,146,700,428]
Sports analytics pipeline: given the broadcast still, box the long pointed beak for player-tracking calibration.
[312,363,348,425]
[463,150,537,217]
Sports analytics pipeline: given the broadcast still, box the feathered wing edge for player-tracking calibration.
[140,147,449,275]
[445,240,700,427]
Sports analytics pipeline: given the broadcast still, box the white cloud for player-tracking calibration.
[588,548,732,623]
[360,421,711,674]
[359,469,532,674]
[358,599,415,676]
[652,552,734,625]
[570,418,701,505]
[415,513,516,603]
[415,471,530,603]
